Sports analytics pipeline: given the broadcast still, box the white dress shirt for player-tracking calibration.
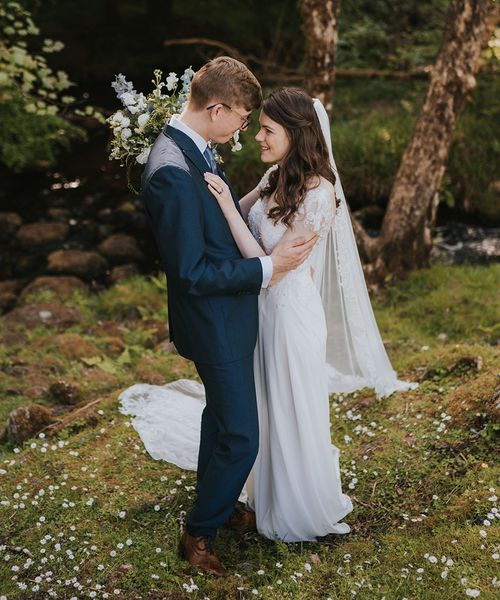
[169,115,273,288]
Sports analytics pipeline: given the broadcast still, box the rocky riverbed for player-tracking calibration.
[1,131,499,315]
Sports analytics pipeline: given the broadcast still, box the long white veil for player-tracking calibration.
[312,98,418,399]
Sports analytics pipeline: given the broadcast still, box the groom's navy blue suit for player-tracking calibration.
[141,124,262,538]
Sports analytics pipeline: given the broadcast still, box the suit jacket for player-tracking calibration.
[141,124,263,364]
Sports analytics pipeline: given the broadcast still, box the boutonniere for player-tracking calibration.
[209,142,224,166]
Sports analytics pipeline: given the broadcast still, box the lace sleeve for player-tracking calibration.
[256,164,279,196]
[294,180,335,239]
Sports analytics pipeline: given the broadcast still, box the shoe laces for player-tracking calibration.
[202,537,215,555]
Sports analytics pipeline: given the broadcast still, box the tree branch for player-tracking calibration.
[162,37,434,81]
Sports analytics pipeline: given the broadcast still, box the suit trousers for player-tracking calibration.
[186,354,259,539]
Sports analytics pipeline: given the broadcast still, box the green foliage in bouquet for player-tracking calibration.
[0,0,104,170]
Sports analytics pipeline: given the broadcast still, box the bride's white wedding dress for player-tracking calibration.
[244,169,353,540]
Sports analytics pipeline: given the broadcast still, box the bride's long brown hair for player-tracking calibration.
[261,87,337,226]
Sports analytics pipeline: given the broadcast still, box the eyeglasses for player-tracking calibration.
[206,102,252,130]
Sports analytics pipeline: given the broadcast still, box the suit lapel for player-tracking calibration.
[164,125,243,219]
[163,124,210,177]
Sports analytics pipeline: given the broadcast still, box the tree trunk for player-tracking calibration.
[299,0,340,117]
[371,0,499,279]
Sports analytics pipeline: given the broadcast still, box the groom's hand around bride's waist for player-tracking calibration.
[269,235,318,286]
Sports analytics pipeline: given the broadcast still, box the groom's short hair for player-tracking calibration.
[189,56,262,112]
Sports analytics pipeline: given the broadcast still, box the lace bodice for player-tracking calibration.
[249,166,335,268]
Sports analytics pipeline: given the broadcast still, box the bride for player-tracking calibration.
[119,88,417,543]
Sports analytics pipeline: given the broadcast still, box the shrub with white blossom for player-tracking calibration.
[0,0,104,170]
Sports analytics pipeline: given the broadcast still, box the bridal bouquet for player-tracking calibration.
[107,68,242,192]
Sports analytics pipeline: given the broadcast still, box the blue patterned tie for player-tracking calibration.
[203,146,218,174]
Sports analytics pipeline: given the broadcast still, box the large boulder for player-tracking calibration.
[47,249,108,278]
[110,263,139,283]
[18,275,88,304]
[3,302,82,328]
[98,233,143,264]
[7,403,54,443]
[0,212,22,240]
[16,221,69,248]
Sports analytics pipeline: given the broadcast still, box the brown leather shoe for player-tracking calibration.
[178,529,225,576]
[226,504,257,535]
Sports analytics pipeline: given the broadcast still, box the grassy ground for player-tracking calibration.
[0,263,499,599]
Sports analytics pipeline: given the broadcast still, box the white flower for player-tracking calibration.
[166,72,178,91]
[112,73,135,98]
[121,128,132,140]
[120,92,136,106]
[137,113,150,128]
[181,67,195,83]
[119,115,130,128]
[465,589,480,597]
[135,93,147,111]
[181,68,195,92]
[136,146,151,165]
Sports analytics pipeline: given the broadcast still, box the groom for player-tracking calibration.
[141,56,316,575]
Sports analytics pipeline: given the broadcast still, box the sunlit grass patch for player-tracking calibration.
[0,265,498,598]
[374,264,500,346]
